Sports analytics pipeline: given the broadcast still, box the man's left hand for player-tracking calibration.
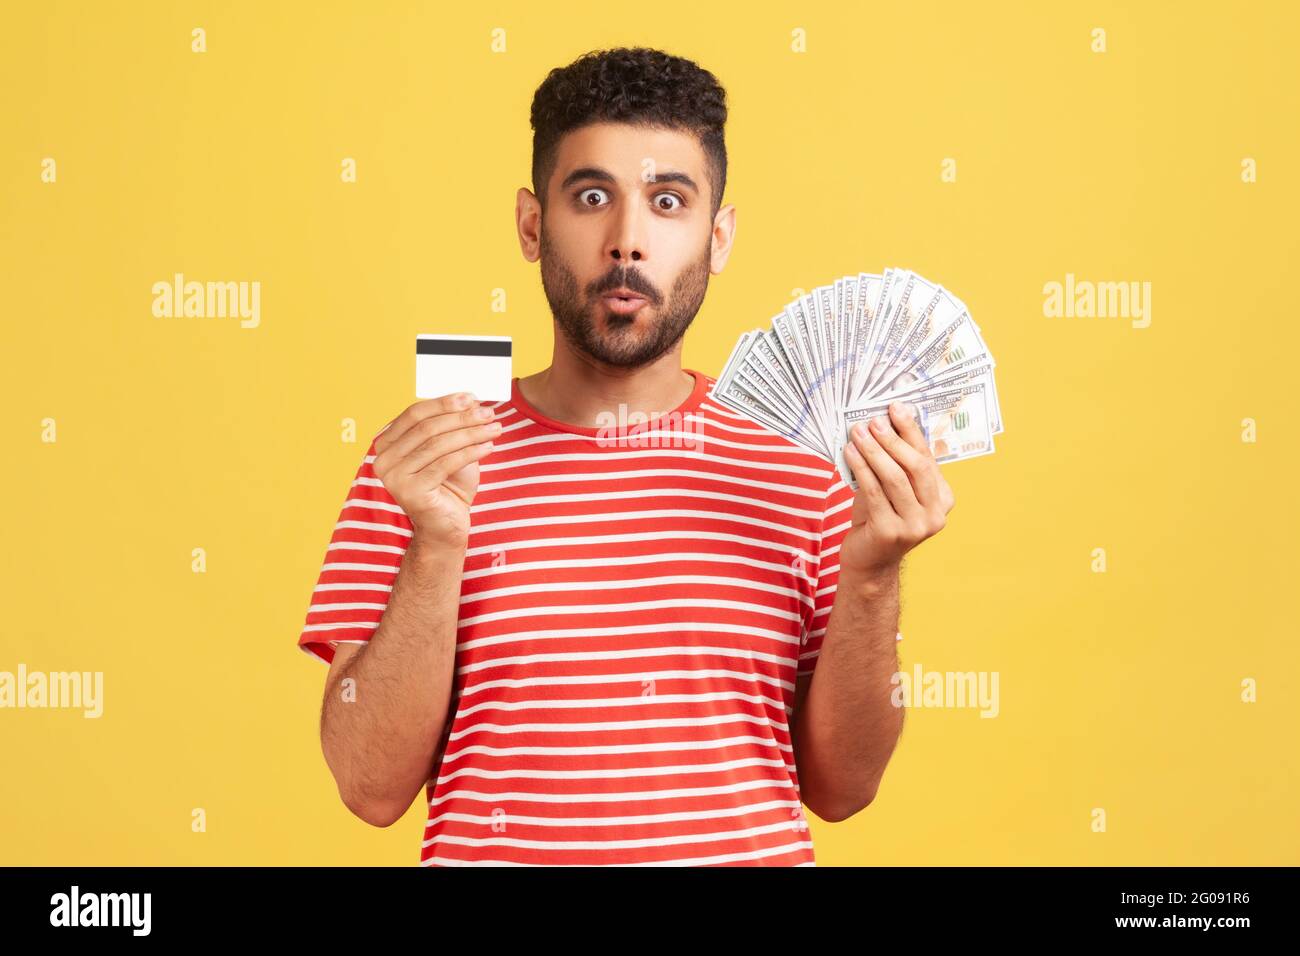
[839,401,956,580]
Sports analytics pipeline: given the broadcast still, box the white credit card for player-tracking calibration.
[416,335,512,402]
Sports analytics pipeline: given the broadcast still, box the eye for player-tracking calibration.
[577,187,608,207]
[655,192,685,212]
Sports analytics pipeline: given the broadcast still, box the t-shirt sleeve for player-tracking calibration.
[297,432,414,665]
[797,470,858,678]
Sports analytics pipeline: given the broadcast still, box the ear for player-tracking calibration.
[710,202,736,274]
[516,186,542,263]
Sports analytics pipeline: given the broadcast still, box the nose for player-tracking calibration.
[607,199,645,263]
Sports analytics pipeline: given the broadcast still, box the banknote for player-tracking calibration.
[711,269,1003,489]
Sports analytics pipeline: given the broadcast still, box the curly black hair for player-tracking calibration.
[529,46,728,220]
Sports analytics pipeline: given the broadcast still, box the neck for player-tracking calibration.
[518,342,696,429]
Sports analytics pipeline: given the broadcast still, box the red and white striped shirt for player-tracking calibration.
[298,368,858,865]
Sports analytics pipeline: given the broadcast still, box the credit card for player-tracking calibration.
[416,334,512,402]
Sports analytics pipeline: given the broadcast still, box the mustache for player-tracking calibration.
[590,269,661,305]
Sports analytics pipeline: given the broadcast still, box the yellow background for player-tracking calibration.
[2,0,1296,865]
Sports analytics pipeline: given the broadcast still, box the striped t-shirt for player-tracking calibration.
[298,368,857,865]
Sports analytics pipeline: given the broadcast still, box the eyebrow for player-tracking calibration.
[559,165,700,195]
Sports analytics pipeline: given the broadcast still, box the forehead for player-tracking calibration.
[551,121,706,185]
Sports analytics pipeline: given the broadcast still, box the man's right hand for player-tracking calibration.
[372,391,501,545]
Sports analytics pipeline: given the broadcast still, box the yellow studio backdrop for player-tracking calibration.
[2,0,1297,866]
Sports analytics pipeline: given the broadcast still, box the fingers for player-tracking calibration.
[869,407,941,508]
[850,419,926,522]
[375,391,480,455]
[375,399,500,476]
[844,438,890,519]
[398,408,502,476]
[883,402,954,514]
[417,436,495,487]
[938,479,956,515]
[888,401,930,456]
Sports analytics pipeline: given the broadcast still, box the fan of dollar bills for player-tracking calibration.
[710,268,1003,489]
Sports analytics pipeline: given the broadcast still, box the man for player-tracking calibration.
[297,46,954,866]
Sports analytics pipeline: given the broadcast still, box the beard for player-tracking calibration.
[538,227,710,370]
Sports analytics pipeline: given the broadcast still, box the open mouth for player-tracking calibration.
[602,294,649,315]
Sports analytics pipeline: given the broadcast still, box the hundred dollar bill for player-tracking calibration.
[748,332,825,441]
[875,358,1003,435]
[735,364,800,429]
[813,283,843,471]
[713,328,829,455]
[834,401,930,489]
[812,282,841,414]
[861,272,945,397]
[867,308,989,400]
[716,267,1001,485]
[792,292,839,437]
[773,304,838,457]
[843,272,884,407]
[852,267,907,403]
[868,281,968,396]
[832,276,851,406]
[719,374,829,456]
[844,381,995,469]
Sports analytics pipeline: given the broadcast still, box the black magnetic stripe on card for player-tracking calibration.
[417,339,512,357]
